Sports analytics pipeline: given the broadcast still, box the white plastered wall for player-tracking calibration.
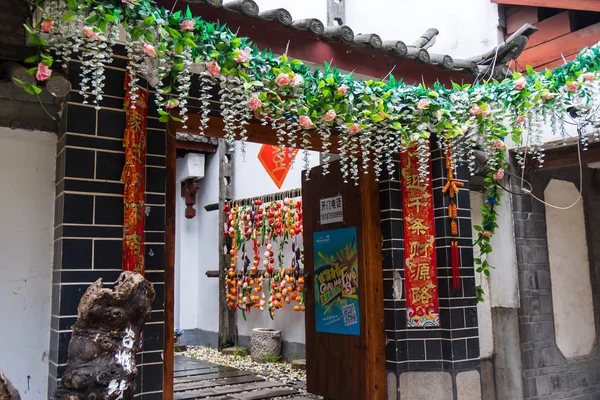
[0,127,56,399]
[544,179,596,359]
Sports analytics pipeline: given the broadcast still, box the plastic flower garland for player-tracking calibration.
[21,0,600,300]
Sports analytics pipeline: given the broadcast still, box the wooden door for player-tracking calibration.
[302,161,385,400]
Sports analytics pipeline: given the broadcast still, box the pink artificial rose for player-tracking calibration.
[565,82,579,92]
[482,231,493,238]
[582,72,595,81]
[493,168,505,180]
[291,74,304,87]
[143,44,157,58]
[417,99,431,109]
[35,63,51,81]
[542,93,555,101]
[513,77,526,90]
[323,109,336,122]
[516,115,526,124]
[248,94,262,111]
[492,139,506,151]
[83,26,99,40]
[165,99,180,109]
[348,123,361,134]
[179,19,195,31]
[298,115,313,129]
[470,104,482,116]
[461,126,469,133]
[40,20,55,33]
[336,85,347,96]
[207,60,221,76]
[275,73,292,88]
[234,50,248,63]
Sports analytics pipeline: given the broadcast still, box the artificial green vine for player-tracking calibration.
[19,0,600,301]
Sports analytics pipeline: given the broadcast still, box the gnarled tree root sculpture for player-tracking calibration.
[0,370,20,400]
[53,272,155,400]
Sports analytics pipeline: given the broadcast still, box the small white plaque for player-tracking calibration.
[320,195,343,224]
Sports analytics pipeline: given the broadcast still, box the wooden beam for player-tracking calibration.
[164,121,177,400]
[174,114,342,154]
[492,0,600,12]
[506,6,538,35]
[176,140,217,153]
[524,11,571,48]
[532,142,600,170]
[517,22,600,69]
[217,139,236,349]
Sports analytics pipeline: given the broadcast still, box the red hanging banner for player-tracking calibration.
[400,145,439,327]
[121,76,148,274]
[257,145,299,189]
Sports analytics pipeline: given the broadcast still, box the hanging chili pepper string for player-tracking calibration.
[442,145,464,292]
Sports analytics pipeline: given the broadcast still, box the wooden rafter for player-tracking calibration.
[173,114,342,154]
[491,0,600,12]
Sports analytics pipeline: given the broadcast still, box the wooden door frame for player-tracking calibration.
[162,116,385,399]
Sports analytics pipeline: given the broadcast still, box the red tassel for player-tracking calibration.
[451,241,460,291]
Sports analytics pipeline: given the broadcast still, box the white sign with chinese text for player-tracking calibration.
[320,195,343,224]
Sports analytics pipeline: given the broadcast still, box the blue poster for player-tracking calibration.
[313,227,360,336]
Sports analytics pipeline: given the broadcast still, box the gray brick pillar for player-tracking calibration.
[48,47,166,399]
[382,138,481,400]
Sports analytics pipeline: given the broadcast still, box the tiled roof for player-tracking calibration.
[183,0,538,77]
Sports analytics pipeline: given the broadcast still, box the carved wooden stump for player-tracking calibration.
[53,272,155,400]
[0,370,20,400]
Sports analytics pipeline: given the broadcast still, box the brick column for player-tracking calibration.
[48,47,166,399]
[382,138,481,400]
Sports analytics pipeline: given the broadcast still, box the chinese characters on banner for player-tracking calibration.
[401,145,439,327]
[257,145,299,189]
[313,227,360,336]
[121,76,148,275]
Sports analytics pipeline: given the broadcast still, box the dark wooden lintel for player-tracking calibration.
[176,140,217,153]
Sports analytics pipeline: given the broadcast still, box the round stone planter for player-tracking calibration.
[251,328,282,362]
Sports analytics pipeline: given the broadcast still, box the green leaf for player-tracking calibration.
[325,77,335,85]
[24,55,40,64]
[86,14,99,24]
[23,24,35,35]
[98,19,107,33]
[29,34,47,46]
[526,65,535,75]
[144,16,155,26]
[26,67,37,76]
[183,38,197,48]
[534,80,542,90]
[104,14,116,22]
[158,115,169,123]
[371,114,384,122]
[174,41,184,54]
[67,0,78,11]
[317,80,325,89]
[131,28,143,40]
[144,30,155,42]
[23,84,42,95]
[280,54,288,64]
[185,6,192,19]
[62,11,76,22]
[12,78,25,85]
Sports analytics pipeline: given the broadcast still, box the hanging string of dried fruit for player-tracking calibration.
[223,197,305,319]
